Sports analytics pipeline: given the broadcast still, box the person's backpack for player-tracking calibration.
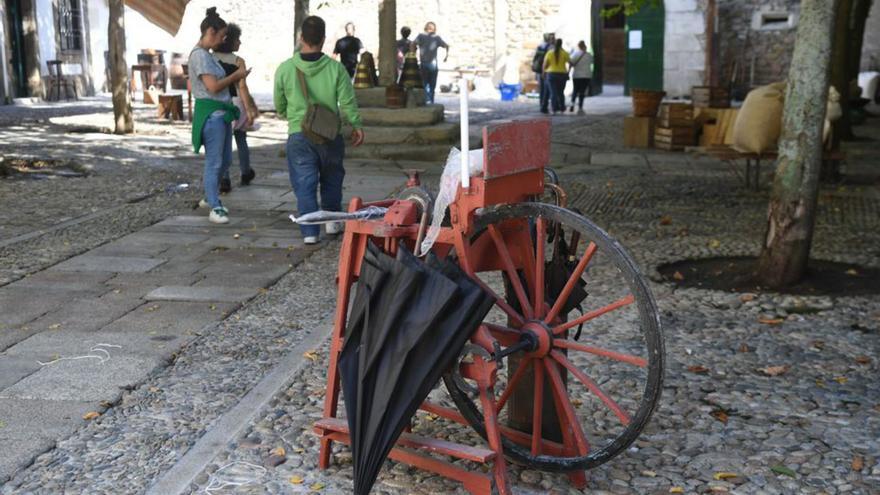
[532,44,548,73]
[297,68,340,145]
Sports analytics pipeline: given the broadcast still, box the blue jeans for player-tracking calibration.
[286,133,346,238]
[547,73,568,113]
[420,60,439,104]
[224,130,252,180]
[202,113,233,208]
[538,73,549,113]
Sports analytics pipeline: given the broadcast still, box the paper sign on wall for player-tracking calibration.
[628,30,643,49]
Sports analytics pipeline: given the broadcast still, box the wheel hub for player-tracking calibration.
[520,320,554,357]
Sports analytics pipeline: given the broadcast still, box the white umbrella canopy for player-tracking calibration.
[125,0,191,36]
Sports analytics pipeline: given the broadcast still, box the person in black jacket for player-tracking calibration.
[532,33,555,114]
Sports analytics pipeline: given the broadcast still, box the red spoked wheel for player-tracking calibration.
[444,202,664,472]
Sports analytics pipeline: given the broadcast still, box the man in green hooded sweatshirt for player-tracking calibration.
[274,15,365,245]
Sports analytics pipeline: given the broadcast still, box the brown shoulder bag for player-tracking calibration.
[296,67,340,145]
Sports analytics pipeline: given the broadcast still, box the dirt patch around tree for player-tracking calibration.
[658,256,880,296]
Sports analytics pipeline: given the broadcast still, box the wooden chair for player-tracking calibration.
[46,60,77,101]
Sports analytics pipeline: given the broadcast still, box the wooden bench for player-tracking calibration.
[689,145,846,190]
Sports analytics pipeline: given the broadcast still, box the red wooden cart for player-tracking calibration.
[314,119,664,493]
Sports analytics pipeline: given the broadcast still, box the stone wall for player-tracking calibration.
[664,0,707,97]
[717,0,800,98]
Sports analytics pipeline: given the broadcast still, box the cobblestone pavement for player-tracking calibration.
[1,96,878,495]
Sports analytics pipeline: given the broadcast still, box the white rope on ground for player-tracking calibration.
[37,343,122,366]
[203,461,267,493]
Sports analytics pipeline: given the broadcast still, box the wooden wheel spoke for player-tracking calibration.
[531,363,544,457]
[553,294,635,335]
[488,225,533,320]
[543,359,590,455]
[534,217,546,318]
[554,339,647,368]
[495,357,531,413]
[471,276,525,327]
[551,350,632,426]
[544,242,597,324]
[483,322,521,347]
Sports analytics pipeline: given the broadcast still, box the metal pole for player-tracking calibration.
[460,78,470,190]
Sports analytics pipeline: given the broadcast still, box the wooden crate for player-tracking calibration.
[658,103,694,127]
[654,125,696,150]
[623,116,655,148]
[692,86,730,108]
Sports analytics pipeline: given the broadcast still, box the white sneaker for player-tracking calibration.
[304,236,319,245]
[209,207,229,224]
[199,199,209,209]
[325,221,344,235]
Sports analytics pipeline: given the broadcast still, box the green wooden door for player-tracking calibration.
[624,2,664,95]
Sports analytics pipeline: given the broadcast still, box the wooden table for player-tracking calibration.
[130,63,167,102]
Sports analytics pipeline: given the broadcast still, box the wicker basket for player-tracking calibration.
[631,89,666,117]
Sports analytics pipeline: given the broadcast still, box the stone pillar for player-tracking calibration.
[378,0,396,86]
[492,0,508,86]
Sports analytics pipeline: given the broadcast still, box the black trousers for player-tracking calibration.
[571,78,590,109]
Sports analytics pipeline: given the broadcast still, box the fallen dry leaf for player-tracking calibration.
[271,446,286,457]
[669,488,684,494]
[852,455,864,471]
[48,323,61,330]
[815,379,826,388]
[713,472,738,480]
[672,271,685,281]
[845,268,859,276]
[810,340,825,350]
[82,412,100,420]
[758,317,784,325]
[738,343,751,353]
[310,482,326,491]
[855,355,871,365]
[641,470,657,477]
[148,387,160,393]
[289,474,304,484]
[834,376,848,384]
[708,239,721,249]
[687,365,709,374]
[758,365,789,376]
[740,293,756,302]
[571,398,583,407]
[710,409,729,424]
[708,486,729,493]
[659,215,673,225]
[303,351,319,362]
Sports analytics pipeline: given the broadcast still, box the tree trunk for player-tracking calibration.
[756,0,837,288]
[109,0,133,134]
[830,0,853,144]
[377,0,396,86]
[294,0,309,52]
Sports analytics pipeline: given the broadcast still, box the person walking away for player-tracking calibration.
[396,26,412,80]
[414,22,449,105]
[569,40,592,114]
[543,38,570,114]
[532,33,554,114]
[275,15,365,245]
[190,7,249,224]
[333,22,364,78]
[214,23,258,193]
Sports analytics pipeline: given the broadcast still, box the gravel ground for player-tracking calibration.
[185,121,880,494]
[2,96,878,495]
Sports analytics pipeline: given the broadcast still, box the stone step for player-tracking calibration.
[343,122,458,146]
[345,143,452,163]
[358,105,445,126]
[355,87,426,107]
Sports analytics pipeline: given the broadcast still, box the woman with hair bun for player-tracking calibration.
[190,7,250,224]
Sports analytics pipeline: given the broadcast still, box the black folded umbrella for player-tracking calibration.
[339,243,494,495]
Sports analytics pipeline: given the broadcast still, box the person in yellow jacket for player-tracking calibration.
[543,39,570,114]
